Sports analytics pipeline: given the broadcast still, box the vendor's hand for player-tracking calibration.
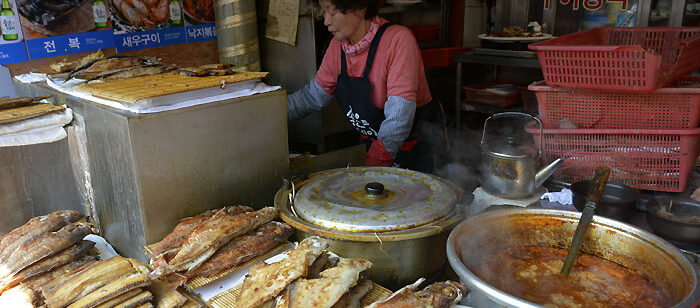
[692,187,700,202]
[366,139,394,167]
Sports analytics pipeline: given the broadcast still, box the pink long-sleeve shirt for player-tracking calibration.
[315,19,432,108]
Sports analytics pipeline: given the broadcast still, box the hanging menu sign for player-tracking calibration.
[182,0,216,43]
[544,0,628,10]
[19,0,115,60]
[0,0,28,64]
[111,0,186,51]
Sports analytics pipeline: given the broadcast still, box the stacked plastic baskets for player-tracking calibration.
[526,27,700,192]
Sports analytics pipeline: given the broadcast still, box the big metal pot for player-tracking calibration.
[480,112,564,199]
[275,167,463,289]
[446,208,700,308]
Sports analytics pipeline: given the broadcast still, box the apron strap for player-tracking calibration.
[362,22,393,78]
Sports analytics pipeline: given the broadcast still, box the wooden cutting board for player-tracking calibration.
[0,104,65,124]
[78,71,270,104]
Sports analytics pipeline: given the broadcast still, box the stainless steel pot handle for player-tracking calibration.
[480,112,543,157]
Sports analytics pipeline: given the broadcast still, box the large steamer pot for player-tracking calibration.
[447,209,700,308]
[275,167,463,289]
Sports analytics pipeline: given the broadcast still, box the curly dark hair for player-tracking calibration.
[320,0,379,20]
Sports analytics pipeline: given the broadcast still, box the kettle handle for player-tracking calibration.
[481,112,543,156]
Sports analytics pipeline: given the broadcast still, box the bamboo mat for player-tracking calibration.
[0,104,65,124]
[208,281,392,308]
[78,71,270,104]
[144,242,290,290]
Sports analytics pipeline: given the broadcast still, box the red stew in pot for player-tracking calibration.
[473,246,672,308]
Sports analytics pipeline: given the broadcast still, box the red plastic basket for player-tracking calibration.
[529,77,700,129]
[421,47,472,68]
[526,126,700,192]
[529,27,700,92]
[463,81,523,108]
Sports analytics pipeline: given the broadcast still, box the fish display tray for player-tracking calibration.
[208,280,392,308]
[144,241,290,290]
[78,71,269,104]
[0,104,65,124]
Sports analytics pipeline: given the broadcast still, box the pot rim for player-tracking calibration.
[646,198,700,228]
[275,189,462,242]
[571,181,641,204]
[446,208,700,308]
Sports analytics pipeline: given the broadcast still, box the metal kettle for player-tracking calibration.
[480,112,565,199]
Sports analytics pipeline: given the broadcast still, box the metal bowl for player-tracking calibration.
[646,197,700,244]
[274,167,463,289]
[446,208,700,308]
[571,181,639,221]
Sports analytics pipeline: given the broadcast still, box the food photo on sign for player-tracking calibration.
[16,0,115,60]
[0,0,28,64]
[109,0,182,32]
[17,0,112,40]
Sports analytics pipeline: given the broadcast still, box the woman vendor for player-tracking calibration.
[287,0,443,173]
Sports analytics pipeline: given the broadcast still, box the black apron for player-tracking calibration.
[335,22,443,173]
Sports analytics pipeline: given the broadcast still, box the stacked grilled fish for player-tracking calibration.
[0,210,203,308]
[148,206,294,289]
[0,210,95,305]
[236,236,374,308]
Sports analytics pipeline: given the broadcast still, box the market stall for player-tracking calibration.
[2,0,700,307]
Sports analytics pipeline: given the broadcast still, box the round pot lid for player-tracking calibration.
[293,167,459,232]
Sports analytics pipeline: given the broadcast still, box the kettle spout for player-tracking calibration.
[535,157,566,188]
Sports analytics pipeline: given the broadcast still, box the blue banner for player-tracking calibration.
[0,42,28,65]
[185,23,216,43]
[115,27,187,52]
[25,29,114,60]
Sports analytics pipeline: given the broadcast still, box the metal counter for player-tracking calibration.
[13,81,289,261]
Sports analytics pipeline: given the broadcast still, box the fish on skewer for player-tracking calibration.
[149,207,279,278]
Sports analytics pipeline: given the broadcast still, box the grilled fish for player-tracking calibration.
[365,279,468,308]
[237,236,329,308]
[24,255,98,297]
[199,64,233,70]
[287,258,373,308]
[44,256,138,308]
[0,210,82,261]
[164,221,293,288]
[92,64,178,81]
[111,290,152,308]
[67,273,151,308]
[149,205,253,267]
[149,278,186,308]
[51,50,105,73]
[94,288,142,308]
[150,207,279,278]
[0,240,95,293]
[177,67,208,77]
[0,221,92,280]
[331,279,374,308]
